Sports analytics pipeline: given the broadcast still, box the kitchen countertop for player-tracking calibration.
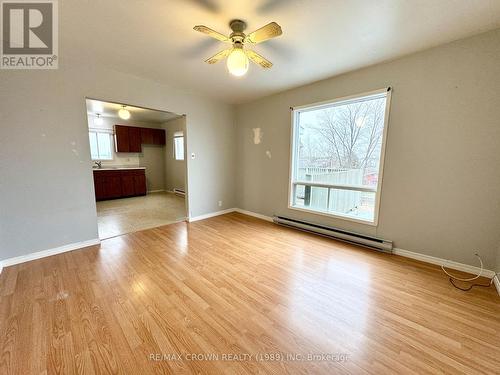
[93,166,146,171]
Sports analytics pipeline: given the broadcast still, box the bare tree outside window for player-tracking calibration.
[290,91,390,223]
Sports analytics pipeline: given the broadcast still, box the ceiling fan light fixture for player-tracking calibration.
[118,106,131,120]
[194,20,281,76]
[226,47,249,77]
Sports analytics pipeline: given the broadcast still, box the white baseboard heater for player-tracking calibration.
[273,216,393,252]
[173,188,185,197]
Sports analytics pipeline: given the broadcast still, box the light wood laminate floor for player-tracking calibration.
[0,213,499,374]
[96,192,186,239]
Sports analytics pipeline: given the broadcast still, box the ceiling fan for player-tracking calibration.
[193,19,282,77]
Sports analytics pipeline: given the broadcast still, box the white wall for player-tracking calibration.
[162,117,187,192]
[0,60,235,261]
[235,29,500,269]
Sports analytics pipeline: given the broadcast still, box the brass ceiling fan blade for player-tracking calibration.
[246,49,273,69]
[245,22,282,44]
[205,48,232,64]
[193,25,229,42]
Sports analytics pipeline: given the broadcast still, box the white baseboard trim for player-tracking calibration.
[187,207,275,223]
[393,248,496,279]
[148,189,165,193]
[234,208,274,222]
[493,275,500,296]
[0,238,101,272]
[188,208,236,222]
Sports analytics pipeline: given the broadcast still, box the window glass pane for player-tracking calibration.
[290,92,389,223]
[295,96,386,189]
[292,185,376,222]
[89,132,99,160]
[328,189,375,222]
[97,133,112,160]
[293,184,328,212]
[174,136,184,160]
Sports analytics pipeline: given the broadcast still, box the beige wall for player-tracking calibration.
[235,29,500,269]
[139,145,166,192]
[0,59,236,261]
[496,244,500,274]
[162,117,186,192]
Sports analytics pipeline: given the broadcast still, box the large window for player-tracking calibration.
[289,88,391,225]
[174,131,184,160]
[89,130,113,160]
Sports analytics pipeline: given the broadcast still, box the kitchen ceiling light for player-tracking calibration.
[94,113,103,126]
[118,106,131,120]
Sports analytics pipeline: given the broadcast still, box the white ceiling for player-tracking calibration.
[86,99,181,123]
[64,0,500,104]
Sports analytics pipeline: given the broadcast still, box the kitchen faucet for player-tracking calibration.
[94,161,102,169]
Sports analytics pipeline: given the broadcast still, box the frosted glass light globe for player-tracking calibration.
[226,48,249,77]
[118,107,130,120]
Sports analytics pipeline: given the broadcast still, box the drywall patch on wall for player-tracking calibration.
[252,128,263,144]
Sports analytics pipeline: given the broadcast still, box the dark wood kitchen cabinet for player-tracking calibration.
[128,127,142,152]
[114,125,165,153]
[93,168,146,201]
[114,125,130,152]
[121,173,136,196]
[121,169,146,197]
[152,128,166,145]
[140,127,154,144]
[93,171,123,200]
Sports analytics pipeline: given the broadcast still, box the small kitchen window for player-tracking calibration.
[174,131,184,160]
[89,130,113,160]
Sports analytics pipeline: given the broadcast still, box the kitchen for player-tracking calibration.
[86,99,187,239]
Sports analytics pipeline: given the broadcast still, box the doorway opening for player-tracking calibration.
[85,98,188,239]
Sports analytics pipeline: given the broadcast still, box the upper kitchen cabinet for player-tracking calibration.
[115,125,130,152]
[140,127,154,144]
[114,125,165,153]
[128,127,142,152]
[152,128,166,145]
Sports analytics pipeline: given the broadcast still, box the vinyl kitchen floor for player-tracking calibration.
[96,191,186,239]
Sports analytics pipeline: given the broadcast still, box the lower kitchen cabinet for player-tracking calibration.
[133,172,147,195]
[93,168,146,201]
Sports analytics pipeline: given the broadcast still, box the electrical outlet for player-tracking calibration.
[218,201,222,207]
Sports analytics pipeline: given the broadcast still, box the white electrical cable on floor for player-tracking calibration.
[441,253,483,282]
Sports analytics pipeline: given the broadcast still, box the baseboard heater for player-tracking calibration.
[173,188,185,197]
[273,216,393,252]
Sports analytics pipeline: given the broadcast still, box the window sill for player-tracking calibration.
[287,204,378,227]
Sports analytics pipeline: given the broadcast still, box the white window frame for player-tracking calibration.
[173,131,184,161]
[288,88,392,226]
[89,128,114,161]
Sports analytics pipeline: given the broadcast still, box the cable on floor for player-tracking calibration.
[441,253,496,291]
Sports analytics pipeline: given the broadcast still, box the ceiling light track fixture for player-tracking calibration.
[193,19,282,77]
